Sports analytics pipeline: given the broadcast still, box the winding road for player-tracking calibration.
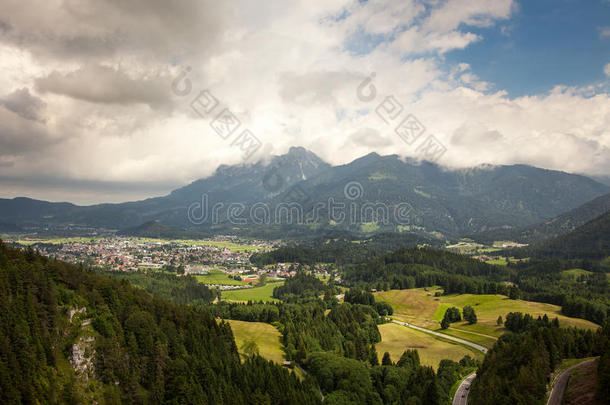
[391,320,488,405]
[391,320,488,354]
[546,359,597,405]
[452,373,476,405]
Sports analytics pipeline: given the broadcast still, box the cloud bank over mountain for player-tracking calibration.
[0,0,609,203]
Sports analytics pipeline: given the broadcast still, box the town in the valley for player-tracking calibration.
[4,235,334,290]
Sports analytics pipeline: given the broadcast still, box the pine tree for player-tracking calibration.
[381,352,393,366]
[241,340,259,358]
[463,306,477,324]
[369,345,379,366]
[397,349,420,369]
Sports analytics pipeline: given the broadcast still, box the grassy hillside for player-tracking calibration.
[226,320,285,363]
[194,269,248,285]
[375,288,599,338]
[561,268,594,279]
[376,323,481,369]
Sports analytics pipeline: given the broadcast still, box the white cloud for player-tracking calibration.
[392,27,481,55]
[1,0,610,204]
[605,62,610,77]
[425,0,514,32]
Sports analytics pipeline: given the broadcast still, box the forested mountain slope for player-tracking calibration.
[471,192,610,244]
[531,211,610,259]
[0,241,319,404]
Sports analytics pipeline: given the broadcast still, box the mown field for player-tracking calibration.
[441,327,497,348]
[561,268,593,279]
[180,239,268,252]
[559,268,610,280]
[375,287,599,338]
[376,323,482,370]
[226,320,284,363]
[221,281,283,302]
[444,239,501,255]
[14,236,103,245]
[194,269,248,285]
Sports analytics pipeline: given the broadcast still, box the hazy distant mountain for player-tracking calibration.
[116,220,196,239]
[0,147,330,230]
[523,211,610,259]
[0,147,608,238]
[0,221,22,233]
[280,153,609,237]
[168,146,329,205]
[471,192,610,243]
[592,175,610,186]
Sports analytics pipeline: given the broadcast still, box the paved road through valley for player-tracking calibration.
[391,320,488,405]
[453,373,476,405]
[391,320,488,354]
[547,359,597,405]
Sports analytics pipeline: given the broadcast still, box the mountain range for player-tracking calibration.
[534,210,610,259]
[471,191,610,244]
[1,147,608,240]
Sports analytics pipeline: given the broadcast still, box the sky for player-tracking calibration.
[0,0,609,204]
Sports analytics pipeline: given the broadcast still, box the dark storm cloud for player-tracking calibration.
[0,88,46,122]
[0,105,55,156]
[36,65,171,108]
[0,0,236,61]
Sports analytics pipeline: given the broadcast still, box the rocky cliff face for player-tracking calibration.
[68,307,96,381]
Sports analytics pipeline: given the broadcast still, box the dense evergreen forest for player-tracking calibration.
[100,270,219,305]
[211,299,381,363]
[249,233,441,266]
[504,210,610,260]
[341,247,509,291]
[271,270,338,301]
[470,320,609,404]
[0,241,320,404]
[210,274,383,363]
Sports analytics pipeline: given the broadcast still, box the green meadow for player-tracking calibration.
[194,269,248,286]
[226,320,284,363]
[376,323,482,370]
[221,281,283,302]
[375,287,599,339]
